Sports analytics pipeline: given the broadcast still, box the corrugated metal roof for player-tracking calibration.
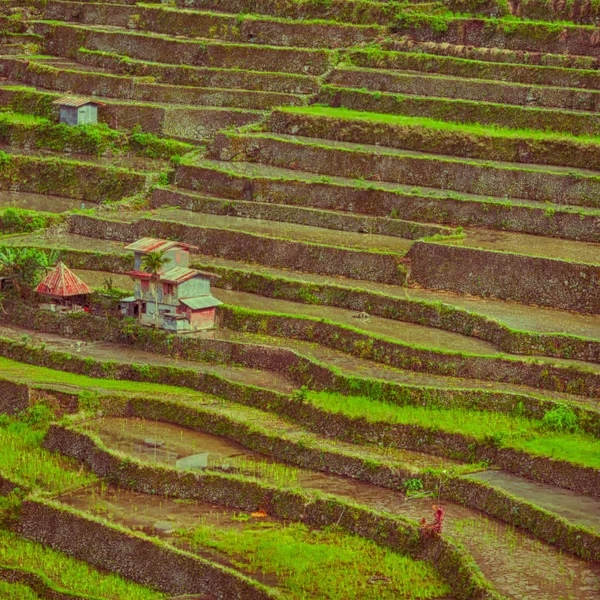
[52,96,102,108]
[124,237,197,254]
[180,296,222,310]
[35,262,91,297]
[160,267,201,284]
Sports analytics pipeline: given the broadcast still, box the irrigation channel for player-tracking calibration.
[61,416,600,600]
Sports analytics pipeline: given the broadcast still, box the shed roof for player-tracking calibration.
[35,262,91,297]
[124,238,198,254]
[180,296,222,310]
[53,96,103,108]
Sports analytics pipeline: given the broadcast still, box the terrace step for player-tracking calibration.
[319,84,600,136]
[392,15,600,60]
[0,82,263,141]
[68,211,410,284]
[5,227,600,364]
[75,49,321,95]
[269,106,600,172]
[0,321,297,393]
[150,186,453,240]
[408,233,600,313]
[212,130,600,209]
[165,0,450,25]
[168,0,502,19]
[380,37,600,70]
[42,0,385,46]
[34,21,334,75]
[329,64,600,112]
[175,158,600,242]
[345,48,600,91]
[214,327,600,403]
[2,56,308,110]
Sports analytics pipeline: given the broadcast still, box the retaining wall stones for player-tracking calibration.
[408,241,600,314]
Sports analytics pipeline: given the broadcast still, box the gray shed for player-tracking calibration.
[53,96,102,126]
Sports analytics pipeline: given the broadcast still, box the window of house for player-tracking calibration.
[141,280,149,292]
[141,302,146,314]
[163,283,174,296]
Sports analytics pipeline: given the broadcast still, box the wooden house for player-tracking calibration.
[121,238,221,331]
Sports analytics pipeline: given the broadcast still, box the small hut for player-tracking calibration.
[53,96,102,126]
[35,262,91,309]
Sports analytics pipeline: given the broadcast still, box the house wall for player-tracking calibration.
[78,104,98,125]
[59,106,78,126]
[189,307,216,330]
[177,276,210,300]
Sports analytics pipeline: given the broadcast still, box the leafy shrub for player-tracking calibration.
[542,405,579,433]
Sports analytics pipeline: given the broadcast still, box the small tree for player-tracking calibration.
[140,250,170,328]
[0,247,59,299]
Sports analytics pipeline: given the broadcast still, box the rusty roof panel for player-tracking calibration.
[35,262,91,297]
[160,267,200,284]
[124,237,198,254]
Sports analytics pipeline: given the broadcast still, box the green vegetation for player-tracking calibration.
[0,531,166,599]
[280,104,600,145]
[0,355,200,398]
[0,581,39,600]
[308,391,600,469]
[177,521,450,599]
[0,111,193,160]
[0,409,96,492]
[0,207,63,234]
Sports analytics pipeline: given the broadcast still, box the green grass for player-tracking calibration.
[0,580,40,599]
[0,356,201,399]
[308,391,600,469]
[177,521,450,599]
[0,414,97,493]
[281,104,600,144]
[0,530,166,600]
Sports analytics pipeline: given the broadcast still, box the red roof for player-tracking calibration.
[35,262,92,297]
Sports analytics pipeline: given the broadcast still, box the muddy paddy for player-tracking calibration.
[0,190,98,212]
[81,416,600,600]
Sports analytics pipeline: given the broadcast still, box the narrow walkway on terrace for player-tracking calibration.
[467,470,600,533]
[70,415,600,600]
[72,270,600,371]
[2,230,598,343]
[188,158,586,210]
[73,262,600,342]
[0,324,296,394]
[107,208,415,253]
[442,229,600,266]
[206,329,599,406]
[240,131,600,178]
[0,143,167,174]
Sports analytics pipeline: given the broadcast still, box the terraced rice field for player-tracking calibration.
[0,0,600,597]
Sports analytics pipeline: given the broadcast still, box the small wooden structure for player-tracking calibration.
[35,262,91,308]
[53,96,102,126]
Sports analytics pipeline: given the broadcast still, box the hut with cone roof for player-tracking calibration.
[35,262,91,307]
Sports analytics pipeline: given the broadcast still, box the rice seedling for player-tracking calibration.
[176,521,451,599]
